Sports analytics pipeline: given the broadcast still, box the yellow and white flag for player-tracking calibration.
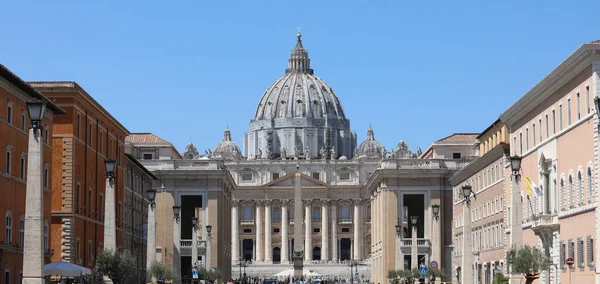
[523,176,542,197]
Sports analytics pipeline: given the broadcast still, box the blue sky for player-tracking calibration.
[2,1,599,154]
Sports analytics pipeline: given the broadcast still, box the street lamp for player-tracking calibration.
[206,225,212,236]
[104,159,117,181]
[410,215,418,229]
[395,218,402,235]
[348,260,358,284]
[510,155,522,177]
[191,216,199,272]
[147,189,156,208]
[26,99,46,133]
[22,99,48,284]
[173,205,181,222]
[191,217,198,228]
[432,204,440,221]
[462,185,473,203]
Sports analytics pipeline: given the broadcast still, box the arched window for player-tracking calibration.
[243,203,253,221]
[313,247,321,260]
[588,167,594,203]
[560,178,565,210]
[577,171,583,206]
[341,203,351,220]
[569,175,574,208]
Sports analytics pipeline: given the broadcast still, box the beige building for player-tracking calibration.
[450,120,510,284]
[498,40,600,284]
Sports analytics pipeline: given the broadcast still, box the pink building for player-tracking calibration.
[499,40,600,284]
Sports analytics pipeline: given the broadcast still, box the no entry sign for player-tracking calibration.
[566,257,574,266]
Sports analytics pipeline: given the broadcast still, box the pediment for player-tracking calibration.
[264,173,328,188]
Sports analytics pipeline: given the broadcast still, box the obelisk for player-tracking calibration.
[293,164,304,278]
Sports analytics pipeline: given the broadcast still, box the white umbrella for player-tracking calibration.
[273,268,320,277]
[44,260,92,277]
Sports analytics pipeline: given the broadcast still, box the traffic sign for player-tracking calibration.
[566,257,574,266]
[419,264,428,275]
[430,260,438,269]
[192,269,199,279]
[355,272,359,278]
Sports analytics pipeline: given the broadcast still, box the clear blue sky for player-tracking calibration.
[2,1,599,154]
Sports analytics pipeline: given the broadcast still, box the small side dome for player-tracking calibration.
[357,125,384,159]
[214,126,241,160]
[339,155,348,160]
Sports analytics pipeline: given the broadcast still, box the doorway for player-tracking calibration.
[243,239,253,261]
[340,238,351,261]
[273,247,281,264]
[313,247,321,260]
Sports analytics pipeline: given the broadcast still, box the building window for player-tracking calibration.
[21,112,26,131]
[341,227,350,233]
[560,241,566,269]
[340,204,350,220]
[586,86,591,114]
[313,228,320,233]
[552,110,556,134]
[99,132,103,155]
[519,133,523,155]
[241,173,253,181]
[76,238,81,264]
[6,147,11,175]
[311,172,320,180]
[452,152,461,159]
[273,207,281,221]
[532,124,536,146]
[43,165,49,189]
[545,115,549,138]
[313,207,320,221]
[538,119,542,141]
[76,114,81,138]
[89,123,93,147]
[76,184,81,213]
[7,102,13,124]
[143,153,153,160]
[45,126,49,144]
[569,175,574,208]
[88,188,93,216]
[577,171,583,206]
[5,270,9,284]
[339,172,350,181]
[568,99,572,125]
[43,220,49,252]
[99,194,103,220]
[272,173,280,180]
[588,236,594,265]
[5,211,12,245]
[588,167,594,203]
[578,238,584,267]
[559,105,563,130]
[560,179,565,210]
[109,138,113,158]
[273,228,280,233]
[513,137,517,155]
[19,215,24,247]
[20,154,25,179]
[568,239,575,264]
[576,92,581,119]
[525,128,529,151]
[242,204,253,221]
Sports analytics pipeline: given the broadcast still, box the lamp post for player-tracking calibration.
[146,189,157,281]
[461,185,475,284]
[348,259,358,284]
[205,224,212,271]
[103,158,118,284]
[172,205,181,284]
[191,216,199,274]
[410,215,418,270]
[509,155,523,284]
[431,203,441,273]
[22,100,46,284]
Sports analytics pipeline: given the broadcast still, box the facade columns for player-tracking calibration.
[232,201,240,262]
[255,201,264,262]
[353,200,361,260]
[264,201,272,263]
[321,200,329,260]
[305,200,312,261]
[281,201,289,263]
[331,201,338,262]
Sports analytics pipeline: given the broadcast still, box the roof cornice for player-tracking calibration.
[500,44,600,126]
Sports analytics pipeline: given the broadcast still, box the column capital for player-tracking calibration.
[232,200,241,207]
[329,199,339,206]
[255,200,265,207]
[263,200,273,207]
[303,199,313,206]
[280,200,290,207]
[352,199,363,206]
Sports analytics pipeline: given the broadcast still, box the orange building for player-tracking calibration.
[0,65,64,284]
[29,82,130,272]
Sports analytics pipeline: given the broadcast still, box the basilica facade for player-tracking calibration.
[127,32,476,283]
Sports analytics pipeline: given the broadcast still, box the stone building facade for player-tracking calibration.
[29,82,137,273]
[498,40,600,284]
[0,64,63,284]
[450,120,510,284]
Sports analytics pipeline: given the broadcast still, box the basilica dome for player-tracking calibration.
[214,126,241,160]
[244,32,356,160]
[357,126,384,159]
[253,33,346,121]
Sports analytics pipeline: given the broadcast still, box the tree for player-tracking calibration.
[198,267,221,284]
[387,269,399,284]
[493,273,509,284]
[149,261,178,284]
[427,268,445,282]
[506,245,551,284]
[95,249,136,284]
